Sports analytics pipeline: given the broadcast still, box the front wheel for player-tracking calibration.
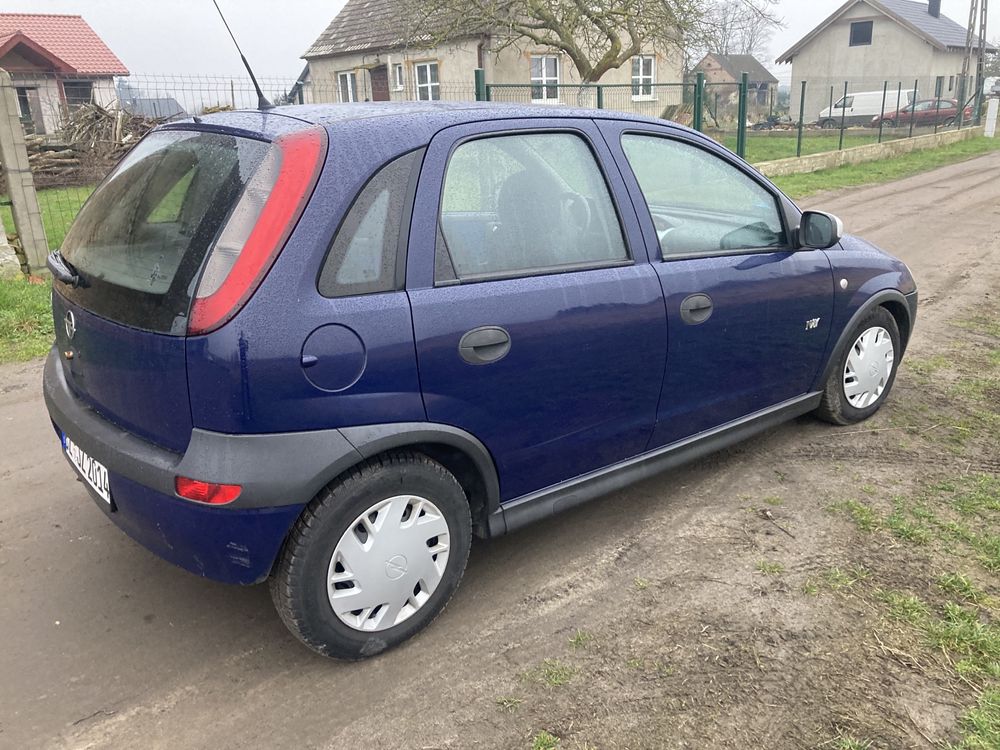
[815,307,901,425]
[270,452,472,660]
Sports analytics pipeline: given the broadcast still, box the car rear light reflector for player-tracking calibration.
[188,125,327,335]
[175,476,242,505]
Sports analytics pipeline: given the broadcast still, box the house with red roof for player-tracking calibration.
[0,12,128,135]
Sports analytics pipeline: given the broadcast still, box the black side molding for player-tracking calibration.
[491,392,822,536]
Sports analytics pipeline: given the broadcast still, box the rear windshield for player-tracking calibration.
[59,129,270,334]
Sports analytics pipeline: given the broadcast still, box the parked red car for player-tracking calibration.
[871,98,972,128]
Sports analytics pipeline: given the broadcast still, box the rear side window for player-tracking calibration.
[317,149,422,298]
[59,130,270,334]
[435,132,628,282]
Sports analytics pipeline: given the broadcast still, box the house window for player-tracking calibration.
[530,55,560,102]
[414,62,440,100]
[631,56,655,99]
[948,76,955,92]
[849,21,873,46]
[393,63,404,90]
[63,81,94,108]
[338,71,358,102]
[15,87,32,119]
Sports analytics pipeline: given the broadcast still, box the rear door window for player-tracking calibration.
[58,130,270,334]
[435,132,628,282]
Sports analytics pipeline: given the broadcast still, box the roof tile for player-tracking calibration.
[0,13,127,75]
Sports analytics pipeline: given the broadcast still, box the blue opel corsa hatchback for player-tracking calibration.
[44,102,917,659]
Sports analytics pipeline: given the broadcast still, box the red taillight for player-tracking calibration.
[175,476,242,505]
[187,125,327,335]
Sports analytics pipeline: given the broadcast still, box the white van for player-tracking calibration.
[818,89,918,128]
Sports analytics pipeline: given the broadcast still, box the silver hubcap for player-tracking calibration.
[843,326,894,408]
[327,495,450,632]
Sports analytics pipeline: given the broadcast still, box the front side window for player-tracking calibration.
[620,134,786,258]
[834,96,854,109]
[338,71,357,102]
[437,132,627,281]
[530,55,560,102]
[415,62,440,101]
[850,20,873,46]
[631,56,655,99]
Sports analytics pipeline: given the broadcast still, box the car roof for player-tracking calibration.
[174,101,688,139]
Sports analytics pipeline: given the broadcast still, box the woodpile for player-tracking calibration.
[21,103,162,187]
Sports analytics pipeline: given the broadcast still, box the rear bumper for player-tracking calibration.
[43,348,366,584]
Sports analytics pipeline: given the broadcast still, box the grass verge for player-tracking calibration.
[771,136,1000,199]
[0,185,93,252]
[0,276,53,363]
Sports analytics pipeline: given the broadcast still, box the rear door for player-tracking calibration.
[52,129,273,452]
[599,122,834,448]
[407,120,667,501]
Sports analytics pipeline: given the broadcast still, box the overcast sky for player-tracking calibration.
[11,0,1000,83]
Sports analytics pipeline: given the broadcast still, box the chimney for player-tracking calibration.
[928,0,941,17]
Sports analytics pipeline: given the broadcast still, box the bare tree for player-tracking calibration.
[402,0,777,83]
[696,0,780,58]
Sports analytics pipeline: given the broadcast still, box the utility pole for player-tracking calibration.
[961,0,991,126]
[960,0,979,125]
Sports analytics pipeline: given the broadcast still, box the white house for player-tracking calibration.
[0,13,127,135]
[777,0,996,123]
[302,0,685,114]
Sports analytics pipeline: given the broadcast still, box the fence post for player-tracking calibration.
[596,85,604,110]
[736,72,748,158]
[474,68,487,102]
[693,72,704,132]
[878,81,888,143]
[838,81,848,150]
[908,79,918,137]
[0,69,48,274]
[796,81,807,157]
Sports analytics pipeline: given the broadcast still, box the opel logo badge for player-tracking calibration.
[385,555,408,580]
[64,311,76,340]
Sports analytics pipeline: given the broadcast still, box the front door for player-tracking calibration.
[407,120,668,501]
[370,66,390,101]
[600,122,834,448]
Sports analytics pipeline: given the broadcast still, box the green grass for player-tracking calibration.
[756,560,785,576]
[950,689,1000,749]
[772,137,1000,199]
[0,277,53,363]
[531,730,561,750]
[832,499,879,532]
[833,735,874,750]
[569,630,592,649]
[0,185,93,251]
[720,132,883,163]
[526,659,575,687]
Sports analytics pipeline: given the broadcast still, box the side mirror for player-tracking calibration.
[798,211,844,250]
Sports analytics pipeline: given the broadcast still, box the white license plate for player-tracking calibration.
[63,434,113,506]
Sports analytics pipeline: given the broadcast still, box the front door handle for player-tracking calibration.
[679,293,714,325]
[459,326,511,365]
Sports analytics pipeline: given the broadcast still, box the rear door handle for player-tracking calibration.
[459,326,511,365]
[679,293,714,325]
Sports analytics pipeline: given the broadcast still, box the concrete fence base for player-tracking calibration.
[755,126,986,177]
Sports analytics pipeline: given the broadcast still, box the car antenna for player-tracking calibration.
[211,0,273,110]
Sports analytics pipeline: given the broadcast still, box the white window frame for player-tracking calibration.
[414,61,440,101]
[393,63,405,91]
[338,71,358,103]
[530,54,560,103]
[631,55,655,101]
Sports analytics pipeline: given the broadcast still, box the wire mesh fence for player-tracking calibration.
[0,69,993,268]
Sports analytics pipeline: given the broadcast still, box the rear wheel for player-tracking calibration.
[943,117,956,127]
[270,452,472,660]
[815,307,901,425]
[819,119,837,129]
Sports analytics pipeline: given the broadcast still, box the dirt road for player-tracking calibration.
[2,153,998,750]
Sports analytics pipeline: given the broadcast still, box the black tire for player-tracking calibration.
[270,451,472,660]
[884,119,897,129]
[819,119,837,129]
[943,117,956,127]
[815,306,901,426]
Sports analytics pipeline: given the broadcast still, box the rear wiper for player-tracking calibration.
[47,250,84,288]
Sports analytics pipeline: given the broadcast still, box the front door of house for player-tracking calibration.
[370,66,390,101]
